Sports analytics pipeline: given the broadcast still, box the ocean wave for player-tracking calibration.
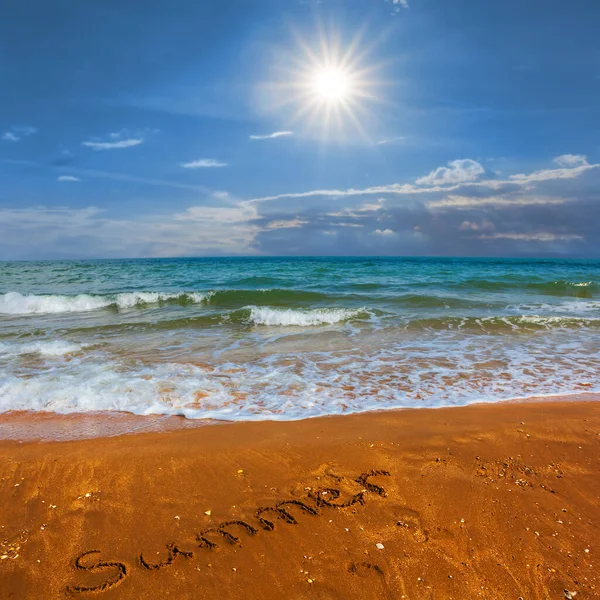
[247,306,367,326]
[0,291,210,315]
[206,288,335,307]
[113,291,210,309]
[512,300,600,314]
[226,276,289,287]
[404,314,599,332]
[452,279,599,297]
[508,315,598,329]
[0,340,86,356]
[204,288,483,309]
[7,283,594,319]
[389,294,500,309]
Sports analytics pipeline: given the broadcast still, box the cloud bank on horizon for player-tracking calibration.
[1,154,598,259]
[0,0,598,260]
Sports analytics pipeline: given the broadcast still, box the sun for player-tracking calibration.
[260,26,383,140]
[295,53,374,138]
[312,67,352,102]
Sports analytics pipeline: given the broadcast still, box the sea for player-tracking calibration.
[0,257,599,421]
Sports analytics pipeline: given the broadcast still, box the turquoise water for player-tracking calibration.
[1,257,599,419]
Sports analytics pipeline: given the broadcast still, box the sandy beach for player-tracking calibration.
[2,0,599,593]
[0,400,598,599]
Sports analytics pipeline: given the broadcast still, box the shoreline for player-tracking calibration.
[1,399,599,598]
[0,391,599,443]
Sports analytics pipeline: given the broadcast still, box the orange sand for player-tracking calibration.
[0,401,599,599]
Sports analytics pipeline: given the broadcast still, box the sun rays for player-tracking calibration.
[259,25,384,142]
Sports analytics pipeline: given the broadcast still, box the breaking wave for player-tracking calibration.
[247,306,367,326]
[0,291,210,315]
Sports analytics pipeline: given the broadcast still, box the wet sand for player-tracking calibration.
[0,401,599,599]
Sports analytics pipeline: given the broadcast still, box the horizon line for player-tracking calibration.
[1,254,598,264]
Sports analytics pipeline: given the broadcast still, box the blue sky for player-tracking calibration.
[1,0,599,259]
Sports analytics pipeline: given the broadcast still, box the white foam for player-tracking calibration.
[0,292,110,315]
[0,334,598,421]
[0,291,210,315]
[510,300,600,315]
[247,306,365,326]
[513,315,595,328]
[0,340,86,357]
[0,363,230,417]
[113,292,209,309]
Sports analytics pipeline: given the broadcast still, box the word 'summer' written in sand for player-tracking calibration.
[66,469,391,594]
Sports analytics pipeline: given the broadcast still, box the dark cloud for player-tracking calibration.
[1,157,598,260]
[251,161,600,258]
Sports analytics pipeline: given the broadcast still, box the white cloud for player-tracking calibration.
[460,221,479,231]
[248,155,599,204]
[553,154,588,168]
[82,139,143,150]
[81,128,154,151]
[359,198,386,211]
[250,131,293,140]
[0,202,259,259]
[248,178,506,204]
[509,161,597,183]
[318,212,366,226]
[264,218,308,230]
[180,159,228,168]
[2,126,37,142]
[427,194,567,210]
[57,175,81,182]
[376,136,407,146]
[390,0,409,11]
[416,159,485,186]
[326,210,360,218]
[459,220,494,232]
[374,228,395,235]
[479,232,583,242]
[326,199,385,219]
[331,222,364,228]
[249,183,430,203]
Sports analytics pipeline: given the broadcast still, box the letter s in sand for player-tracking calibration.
[66,550,128,594]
